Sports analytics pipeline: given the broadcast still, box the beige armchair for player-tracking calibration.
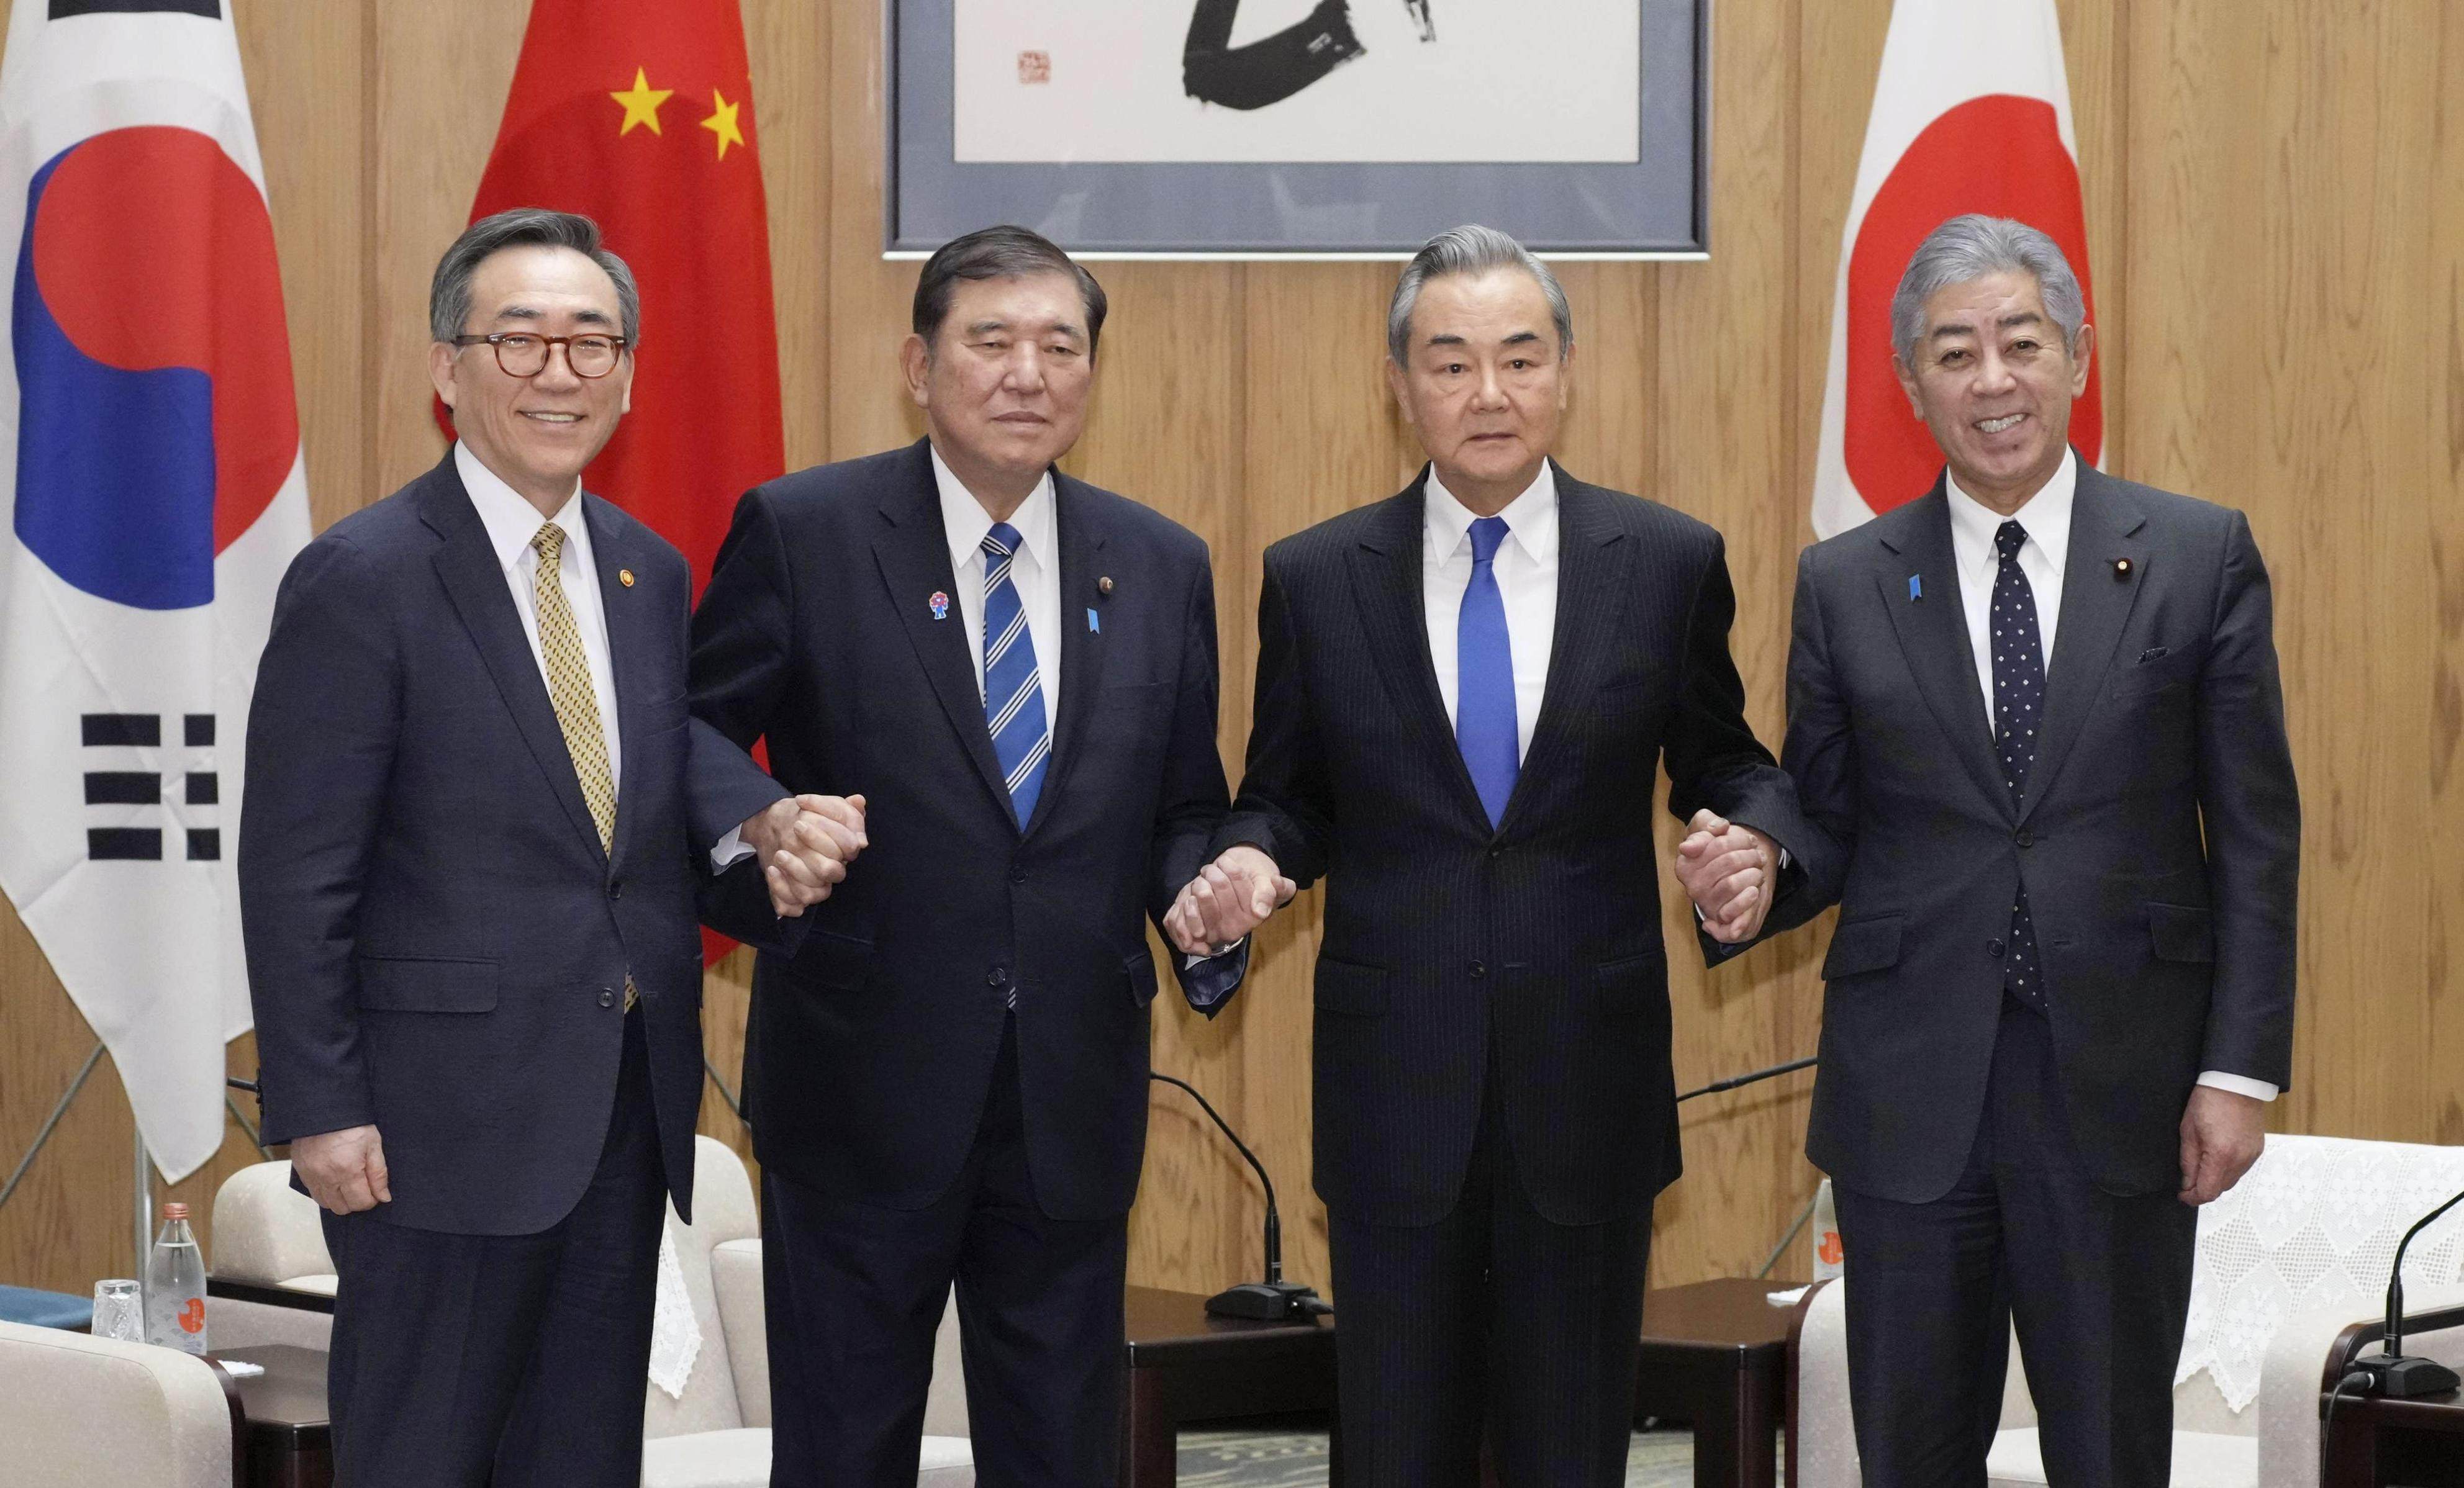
[1788,1134,2464,1488]
[0,1320,238,1488]
[209,1137,975,1487]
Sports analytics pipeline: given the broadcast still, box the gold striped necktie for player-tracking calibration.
[532,521,634,1011]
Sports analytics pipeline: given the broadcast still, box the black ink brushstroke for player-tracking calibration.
[1183,0,1367,110]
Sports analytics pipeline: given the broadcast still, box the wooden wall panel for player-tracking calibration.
[7,0,2463,1318]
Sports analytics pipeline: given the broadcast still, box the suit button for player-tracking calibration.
[986,965,1007,987]
[597,988,616,1009]
[1988,939,2006,960]
[1488,845,1506,860]
[608,878,623,900]
[2014,827,2034,848]
[1010,866,1027,885]
[1468,958,1487,978]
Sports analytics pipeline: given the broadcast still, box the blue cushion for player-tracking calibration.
[0,1283,94,1330]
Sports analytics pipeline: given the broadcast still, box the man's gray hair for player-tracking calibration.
[430,207,641,346]
[1890,214,2086,367]
[1387,224,1574,366]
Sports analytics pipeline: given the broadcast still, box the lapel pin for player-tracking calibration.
[1908,574,1923,602]
[1087,607,1101,633]
[2113,558,2133,580]
[618,568,635,588]
[928,590,950,621]
[1097,575,1115,596]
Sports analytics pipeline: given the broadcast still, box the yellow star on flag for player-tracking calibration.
[610,67,673,136]
[700,89,746,160]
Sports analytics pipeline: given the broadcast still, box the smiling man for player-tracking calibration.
[1758,214,2300,1486]
[687,225,1257,1487]
[240,209,852,1488]
[1197,224,1810,1485]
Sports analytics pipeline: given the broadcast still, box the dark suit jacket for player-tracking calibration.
[687,439,1243,1224]
[240,454,784,1235]
[1216,468,1809,1229]
[1767,461,2300,1204]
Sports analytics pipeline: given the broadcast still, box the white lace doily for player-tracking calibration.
[648,1225,702,1400]
[2176,1133,2464,1410]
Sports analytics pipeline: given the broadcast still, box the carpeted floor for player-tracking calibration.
[1174,1426,1719,1487]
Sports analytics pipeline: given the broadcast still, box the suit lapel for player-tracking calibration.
[1505,474,1633,826]
[584,495,656,870]
[419,460,607,860]
[2018,465,2150,823]
[1873,485,2015,821]
[1021,472,1108,839]
[1348,480,1489,829]
[871,442,1015,824]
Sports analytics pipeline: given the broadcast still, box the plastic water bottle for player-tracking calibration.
[144,1202,209,1355]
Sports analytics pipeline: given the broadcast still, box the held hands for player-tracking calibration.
[2178,1085,2265,1205]
[739,793,869,918]
[291,1124,390,1215]
[1164,845,1297,957]
[1675,809,1778,944]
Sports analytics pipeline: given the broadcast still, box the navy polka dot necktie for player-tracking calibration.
[1991,520,2047,1012]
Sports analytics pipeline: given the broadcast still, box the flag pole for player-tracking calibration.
[134,1128,153,1274]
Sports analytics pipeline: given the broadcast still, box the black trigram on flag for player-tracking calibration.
[80,712,219,860]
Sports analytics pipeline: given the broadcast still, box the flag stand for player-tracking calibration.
[134,1129,153,1275]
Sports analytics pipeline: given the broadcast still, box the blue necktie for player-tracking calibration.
[1991,520,2047,1011]
[1456,515,1518,827]
[981,522,1049,830]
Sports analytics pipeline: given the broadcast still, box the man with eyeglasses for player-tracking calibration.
[240,207,857,1488]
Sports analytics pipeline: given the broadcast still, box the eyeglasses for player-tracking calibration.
[450,331,629,379]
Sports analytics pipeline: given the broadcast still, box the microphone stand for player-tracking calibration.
[1150,1072,1329,1322]
[2356,1186,2464,1397]
[1675,1055,1816,1104]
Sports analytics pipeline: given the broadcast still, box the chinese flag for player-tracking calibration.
[459,0,785,593]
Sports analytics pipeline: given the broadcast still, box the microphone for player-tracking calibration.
[1150,1072,1329,1322]
[1676,1055,1816,1104]
[2354,1186,2464,1397]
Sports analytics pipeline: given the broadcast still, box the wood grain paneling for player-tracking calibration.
[5,0,2460,1312]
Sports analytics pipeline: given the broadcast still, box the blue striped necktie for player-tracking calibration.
[1456,515,1518,827]
[981,521,1050,827]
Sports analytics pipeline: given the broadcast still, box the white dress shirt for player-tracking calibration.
[1423,461,1559,761]
[1945,450,2275,1104]
[456,441,620,792]
[933,445,1061,707]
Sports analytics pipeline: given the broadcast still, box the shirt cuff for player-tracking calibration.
[712,826,754,870]
[1181,936,1248,970]
[2196,1070,2280,1102]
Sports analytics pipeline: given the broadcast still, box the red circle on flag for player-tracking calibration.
[1843,94,2101,515]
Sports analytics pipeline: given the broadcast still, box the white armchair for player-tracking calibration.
[1788,1134,2464,1488]
[208,1137,976,1487]
[0,1320,237,1488]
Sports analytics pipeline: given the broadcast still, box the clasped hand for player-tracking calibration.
[1163,845,1296,956]
[1674,809,1777,944]
[740,793,869,917]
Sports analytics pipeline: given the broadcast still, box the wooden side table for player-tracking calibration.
[1120,1286,1339,1487]
[2320,1305,2464,1488]
[1633,1277,1799,1488]
[211,1343,333,1488]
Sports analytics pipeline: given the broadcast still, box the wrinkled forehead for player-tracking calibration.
[1408,268,1560,349]
[941,271,1090,341]
[468,245,623,326]
[1920,271,2052,340]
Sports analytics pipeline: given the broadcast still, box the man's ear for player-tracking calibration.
[2067,323,2096,399]
[902,333,933,408]
[429,340,460,409]
[1892,355,1925,421]
[1384,358,1416,428]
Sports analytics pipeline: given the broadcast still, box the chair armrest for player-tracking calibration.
[1790,1279,1858,1488]
[710,1239,768,1428]
[2255,1281,2464,1487]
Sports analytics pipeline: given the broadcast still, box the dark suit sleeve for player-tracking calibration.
[689,487,809,954]
[238,534,397,1147]
[1764,546,1854,937]
[1660,532,1813,961]
[1213,554,1334,886]
[1153,548,1249,1013]
[2193,513,2299,1088]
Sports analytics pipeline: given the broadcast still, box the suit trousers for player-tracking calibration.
[1328,1065,1652,1488]
[320,1004,668,1488]
[763,1015,1128,1488]
[1832,999,2198,1488]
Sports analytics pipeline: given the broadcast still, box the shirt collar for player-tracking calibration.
[1424,459,1560,564]
[455,441,585,575]
[931,443,1056,575]
[1945,446,2077,572]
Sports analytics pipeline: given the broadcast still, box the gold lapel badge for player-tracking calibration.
[2112,558,2132,580]
[619,569,636,588]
